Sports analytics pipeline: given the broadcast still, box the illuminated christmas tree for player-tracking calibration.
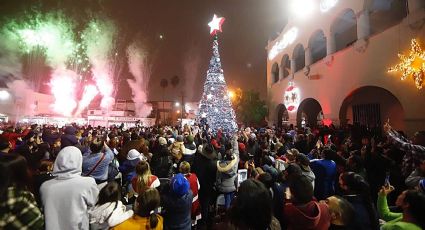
[198,14,237,134]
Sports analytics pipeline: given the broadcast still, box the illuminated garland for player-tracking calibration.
[388,39,425,90]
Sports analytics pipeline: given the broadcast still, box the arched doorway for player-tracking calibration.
[339,86,405,131]
[297,98,323,128]
[276,104,289,128]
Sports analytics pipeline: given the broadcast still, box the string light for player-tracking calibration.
[388,39,425,90]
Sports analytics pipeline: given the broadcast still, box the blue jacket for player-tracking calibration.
[162,187,193,230]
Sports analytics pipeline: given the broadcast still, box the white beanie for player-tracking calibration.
[127,149,141,160]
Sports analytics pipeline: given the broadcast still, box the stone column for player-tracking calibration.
[357,10,370,40]
[305,47,313,66]
[290,58,296,77]
[327,32,336,55]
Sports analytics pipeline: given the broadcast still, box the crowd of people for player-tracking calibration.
[0,121,425,230]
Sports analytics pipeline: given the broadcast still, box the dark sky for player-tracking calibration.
[0,0,288,102]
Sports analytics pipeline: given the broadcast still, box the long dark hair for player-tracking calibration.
[0,154,30,202]
[340,172,379,229]
[96,181,121,206]
[136,188,160,229]
[229,179,272,230]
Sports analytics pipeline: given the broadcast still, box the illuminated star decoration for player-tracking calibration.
[208,14,225,36]
[388,39,425,90]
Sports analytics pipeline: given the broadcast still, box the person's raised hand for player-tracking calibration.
[378,185,394,196]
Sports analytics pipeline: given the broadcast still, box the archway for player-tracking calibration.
[331,9,357,52]
[339,86,405,131]
[292,44,305,73]
[369,0,407,35]
[308,30,327,64]
[280,54,290,79]
[297,98,323,128]
[276,104,289,128]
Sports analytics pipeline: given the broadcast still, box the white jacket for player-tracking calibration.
[40,146,99,230]
[89,201,133,229]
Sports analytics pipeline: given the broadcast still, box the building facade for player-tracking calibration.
[266,0,425,135]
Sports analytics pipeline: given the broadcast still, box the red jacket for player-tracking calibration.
[185,173,201,221]
[1,129,30,150]
[284,201,331,230]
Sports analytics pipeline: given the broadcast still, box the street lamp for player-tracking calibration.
[175,102,180,107]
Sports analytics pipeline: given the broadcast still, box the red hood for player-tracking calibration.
[284,201,330,230]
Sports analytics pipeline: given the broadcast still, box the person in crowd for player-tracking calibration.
[169,135,185,166]
[1,125,30,151]
[119,132,146,162]
[216,141,238,210]
[384,123,425,178]
[0,135,11,156]
[40,146,99,230]
[131,160,160,195]
[0,154,44,230]
[310,147,337,200]
[284,175,331,230]
[338,172,379,230]
[161,173,193,230]
[271,171,287,227]
[224,179,280,230]
[61,125,79,149]
[113,188,163,230]
[151,137,172,178]
[179,161,202,226]
[183,135,196,165]
[89,181,133,230]
[405,158,425,188]
[83,139,114,185]
[32,160,55,206]
[322,195,355,230]
[119,149,146,185]
[258,172,274,197]
[295,153,315,189]
[377,185,425,230]
[346,154,367,179]
[192,143,217,227]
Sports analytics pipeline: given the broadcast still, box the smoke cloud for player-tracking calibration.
[126,41,152,117]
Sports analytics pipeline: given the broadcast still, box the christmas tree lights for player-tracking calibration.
[198,15,237,134]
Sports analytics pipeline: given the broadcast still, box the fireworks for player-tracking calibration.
[50,69,78,116]
[83,19,117,110]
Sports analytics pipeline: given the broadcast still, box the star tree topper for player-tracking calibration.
[208,14,225,36]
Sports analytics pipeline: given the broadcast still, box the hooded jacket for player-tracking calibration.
[216,136,240,193]
[216,154,238,193]
[40,146,99,230]
[284,201,331,230]
[89,201,133,229]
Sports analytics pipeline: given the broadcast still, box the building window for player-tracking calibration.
[370,0,407,35]
[293,44,305,72]
[281,54,290,79]
[309,30,327,63]
[331,9,357,52]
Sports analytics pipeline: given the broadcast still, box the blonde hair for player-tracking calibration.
[135,161,152,194]
[179,161,191,174]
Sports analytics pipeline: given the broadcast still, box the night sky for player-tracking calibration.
[0,0,288,102]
